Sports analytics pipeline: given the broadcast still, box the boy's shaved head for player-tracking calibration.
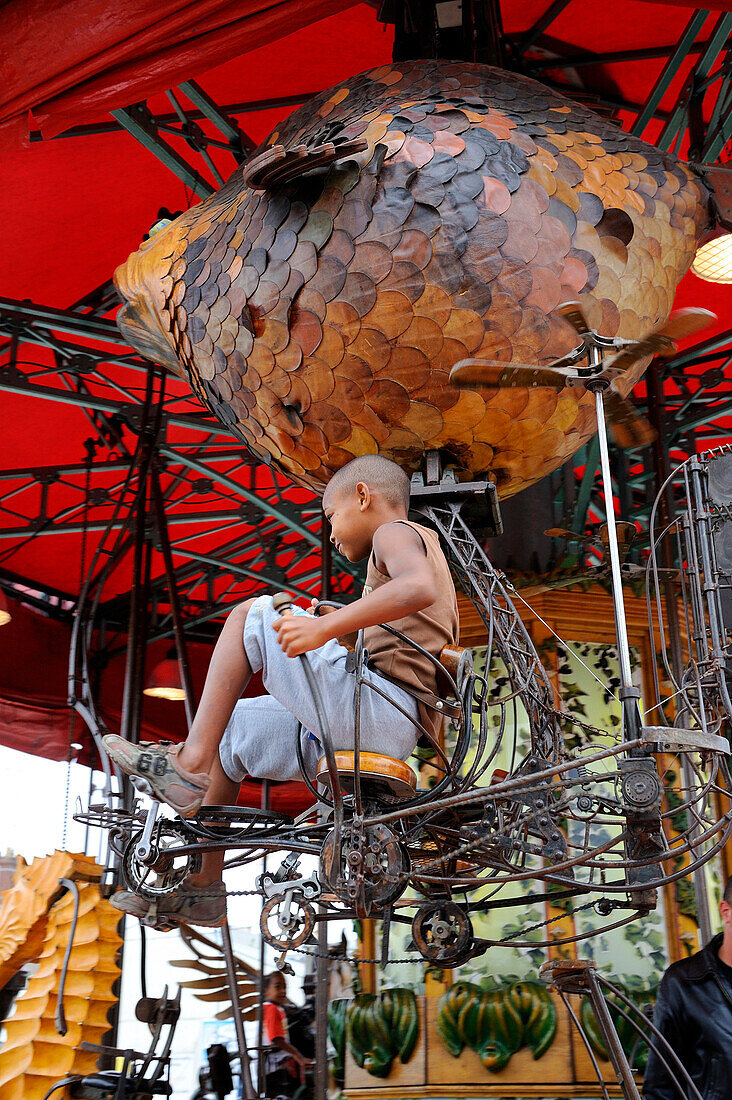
[324,455,410,510]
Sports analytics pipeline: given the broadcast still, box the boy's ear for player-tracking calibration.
[356,481,371,509]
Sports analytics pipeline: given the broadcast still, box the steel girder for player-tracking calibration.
[111,80,256,198]
[9,18,732,581]
[0,294,354,638]
[512,5,732,156]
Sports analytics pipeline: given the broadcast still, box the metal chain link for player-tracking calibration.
[273,897,603,966]
[495,897,599,944]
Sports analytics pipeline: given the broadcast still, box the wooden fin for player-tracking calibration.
[243,139,368,189]
[604,390,657,449]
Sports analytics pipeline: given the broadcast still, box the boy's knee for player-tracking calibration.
[227,596,258,627]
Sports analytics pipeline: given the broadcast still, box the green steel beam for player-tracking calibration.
[178,80,254,154]
[0,510,248,540]
[631,10,710,136]
[664,328,732,369]
[671,397,732,432]
[159,546,314,599]
[516,0,574,53]
[657,12,732,151]
[703,81,732,158]
[157,444,325,553]
[111,106,215,199]
[0,369,231,436]
[533,36,709,72]
[0,297,129,345]
[571,437,601,534]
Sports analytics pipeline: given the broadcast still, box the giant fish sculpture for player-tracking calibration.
[115,61,718,496]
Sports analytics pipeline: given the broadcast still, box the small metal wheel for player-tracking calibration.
[122,819,200,899]
[321,822,409,915]
[412,901,473,965]
[260,893,316,951]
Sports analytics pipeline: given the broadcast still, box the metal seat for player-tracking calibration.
[317,750,417,799]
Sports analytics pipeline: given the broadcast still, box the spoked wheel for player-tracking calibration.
[122,819,200,899]
[412,901,474,965]
[260,893,316,950]
[321,822,409,917]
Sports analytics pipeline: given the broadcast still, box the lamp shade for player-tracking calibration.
[0,590,10,627]
[144,652,186,701]
[691,231,732,283]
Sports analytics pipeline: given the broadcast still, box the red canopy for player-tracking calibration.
[0,0,359,146]
[1,0,731,784]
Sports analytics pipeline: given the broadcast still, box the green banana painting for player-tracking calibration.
[346,988,420,1078]
[436,980,557,1072]
[327,998,348,1087]
[580,987,657,1073]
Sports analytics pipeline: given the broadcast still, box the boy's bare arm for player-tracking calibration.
[274,523,438,657]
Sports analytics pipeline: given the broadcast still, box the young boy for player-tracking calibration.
[262,971,313,1089]
[104,454,458,926]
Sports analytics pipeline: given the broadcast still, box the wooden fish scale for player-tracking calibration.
[115,60,712,497]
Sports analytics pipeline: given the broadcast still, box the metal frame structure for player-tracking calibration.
[4,7,732,1100]
[2,5,731,615]
[0,294,355,643]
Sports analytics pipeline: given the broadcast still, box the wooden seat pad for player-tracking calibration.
[316,751,417,798]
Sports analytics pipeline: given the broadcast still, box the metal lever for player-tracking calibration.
[135,797,160,863]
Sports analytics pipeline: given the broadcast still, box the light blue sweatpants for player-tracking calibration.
[219,595,419,783]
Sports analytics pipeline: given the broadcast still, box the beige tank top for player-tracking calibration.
[362,521,459,736]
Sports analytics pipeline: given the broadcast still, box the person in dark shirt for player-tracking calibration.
[643,875,732,1099]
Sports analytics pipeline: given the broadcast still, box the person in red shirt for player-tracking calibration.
[263,972,313,1090]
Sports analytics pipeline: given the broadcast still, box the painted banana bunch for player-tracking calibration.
[580,987,656,1073]
[437,979,557,1072]
[507,979,557,1058]
[327,998,348,1087]
[346,987,419,1078]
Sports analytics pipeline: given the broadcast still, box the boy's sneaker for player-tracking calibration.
[110,889,149,920]
[102,735,210,817]
[111,881,226,929]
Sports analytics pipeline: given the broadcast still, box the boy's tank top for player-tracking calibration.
[362,520,459,736]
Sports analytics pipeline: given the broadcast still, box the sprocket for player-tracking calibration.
[122,818,200,900]
[412,900,474,965]
[260,893,316,950]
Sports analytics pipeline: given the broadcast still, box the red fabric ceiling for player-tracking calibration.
[0,0,358,147]
[1,0,731,776]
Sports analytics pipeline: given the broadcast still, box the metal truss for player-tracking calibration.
[418,499,562,762]
[110,80,257,198]
[546,324,732,556]
[0,294,355,642]
[511,6,732,157]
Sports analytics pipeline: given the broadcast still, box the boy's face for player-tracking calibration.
[323,484,373,562]
[266,974,287,1003]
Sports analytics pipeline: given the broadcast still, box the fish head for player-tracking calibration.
[114,215,195,378]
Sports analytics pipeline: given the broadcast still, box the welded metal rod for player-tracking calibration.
[646,363,713,944]
[594,387,634,690]
[221,919,255,1100]
[585,969,640,1099]
[315,838,329,1100]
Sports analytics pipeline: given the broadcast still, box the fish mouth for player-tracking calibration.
[116,299,183,374]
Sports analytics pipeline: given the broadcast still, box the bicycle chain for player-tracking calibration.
[275,897,605,966]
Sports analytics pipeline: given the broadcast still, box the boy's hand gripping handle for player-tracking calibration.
[272,591,294,615]
[272,593,344,831]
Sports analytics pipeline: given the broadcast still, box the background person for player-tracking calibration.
[643,875,732,1099]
